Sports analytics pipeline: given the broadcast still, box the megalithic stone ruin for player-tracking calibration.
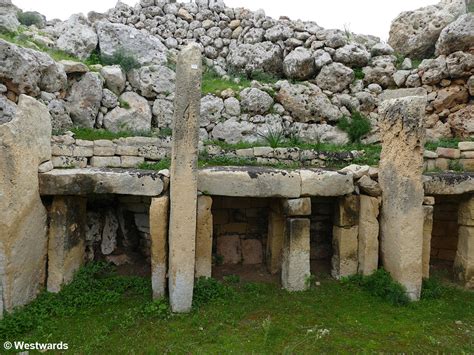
[168,43,202,313]
[379,90,427,301]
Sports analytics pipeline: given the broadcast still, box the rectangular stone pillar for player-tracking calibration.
[422,203,434,279]
[379,92,426,300]
[195,195,213,278]
[266,201,285,275]
[332,195,359,279]
[168,44,202,313]
[454,196,474,288]
[281,218,311,291]
[47,196,87,293]
[358,195,380,276]
[150,195,169,299]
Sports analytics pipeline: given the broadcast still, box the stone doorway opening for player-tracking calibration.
[85,195,152,277]
[309,197,336,277]
[211,196,278,284]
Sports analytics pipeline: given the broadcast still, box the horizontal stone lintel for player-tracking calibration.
[423,173,474,195]
[39,168,165,196]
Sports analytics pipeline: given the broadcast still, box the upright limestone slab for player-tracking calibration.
[47,196,87,293]
[168,44,202,313]
[422,205,434,279]
[150,195,169,299]
[195,195,213,278]
[0,95,51,316]
[455,196,474,288]
[379,93,426,300]
[358,195,380,276]
[266,201,285,274]
[281,218,311,291]
[332,195,359,279]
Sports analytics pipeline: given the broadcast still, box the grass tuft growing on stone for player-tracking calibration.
[337,111,372,143]
[70,128,156,141]
[138,158,171,171]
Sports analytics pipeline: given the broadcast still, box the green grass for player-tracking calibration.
[70,128,158,141]
[337,111,372,143]
[138,158,171,171]
[1,263,472,353]
[469,1,474,12]
[202,67,252,96]
[425,138,464,151]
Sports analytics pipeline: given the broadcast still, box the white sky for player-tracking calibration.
[12,0,438,40]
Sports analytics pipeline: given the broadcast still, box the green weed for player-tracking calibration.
[337,111,372,143]
[192,277,234,308]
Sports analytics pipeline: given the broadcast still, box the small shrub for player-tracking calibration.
[84,49,102,67]
[353,67,365,80]
[17,11,44,27]
[345,269,410,306]
[258,127,286,148]
[102,48,140,72]
[421,278,443,300]
[223,274,240,284]
[159,127,173,137]
[141,298,170,319]
[193,277,234,307]
[337,111,372,143]
[449,159,464,172]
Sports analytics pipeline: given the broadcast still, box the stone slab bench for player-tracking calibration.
[39,168,166,196]
[423,172,474,195]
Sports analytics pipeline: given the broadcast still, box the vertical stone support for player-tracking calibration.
[454,196,474,288]
[358,195,380,276]
[150,195,169,299]
[47,196,87,293]
[195,195,213,278]
[281,218,311,291]
[422,201,434,279]
[379,92,426,300]
[332,195,359,279]
[266,200,285,275]
[168,44,202,313]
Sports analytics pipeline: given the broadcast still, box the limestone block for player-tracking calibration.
[435,158,450,171]
[241,239,263,265]
[73,145,94,157]
[460,159,474,172]
[334,195,359,228]
[422,205,434,279]
[300,169,354,197]
[90,156,121,168]
[120,156,144,168]
[116,145,139,156]
[38,161,54,173]
[436,147,460,159]
[358,195,380,276]
[216,235,242,264]
[332,225,359,279]
[266,203,285,274]
[0,95,51,315]
[93,146,117,156]
[423,173,474,195]
[168,44,201,313]
[458,197,474,226]
[282,198,311,216]
[52,156,87,168]
[150,195,169,299]
[195,196,213,278]
[379,94,426,300]
[454,225,474,289]
[47,196,87,293]
[459,142,474,151]
[281,218,311,291]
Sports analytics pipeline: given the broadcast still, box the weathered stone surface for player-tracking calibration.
[153,98,174,129]
[448,105,474,138]
[0,95,51,315]
[0,95,16,124]
[198,166,301,198]
[0,0,19,33]
[266,202,285,274]
[195,196,213,278]
[357,175,382,197]
[454,224,474,289]
[128,65,176,98]
[100,65,126,95]
[334,44,371,68]
[56,14,98,60]
[0,39,67,97]
[150,195,169,299]
[240,88,273,115]
[281,218,311,291]
[241,239,263,265]
[358,195,380,276]
[101,209,118,255]
[316,63,354,93]
[334,195,360,228]
[227,41,283,75]
[388,0,466,59]
[422,205,434,279]
[283,47,315,80]
[47,196,87,293]
[59,60,89,74]
[103,92,152,133]
[39,168,164,196]
[423,172,474,195]
[300,169,354,197]
[168,44,201,313]
[282,198,311,216]
[331,226,359,279]
[216,235,241,264]
[435,13,474,55]
[97,21,168,66]
[66,72,103,128]
[379,93,426,300]
[200,95,224,126]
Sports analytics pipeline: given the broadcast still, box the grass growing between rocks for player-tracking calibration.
[0,263,472,353]
[69,128,171,141]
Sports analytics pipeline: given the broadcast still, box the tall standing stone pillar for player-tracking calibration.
[454,196,474,289]
[332,195,359,279]
[379,92,426,300]
[358,195,380,276]
[47,196,87,293]
[266,200,286,275]
[150,195,169,299]
[422,199,434,279]
[195,195,213,278]
[168,44,202,313]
